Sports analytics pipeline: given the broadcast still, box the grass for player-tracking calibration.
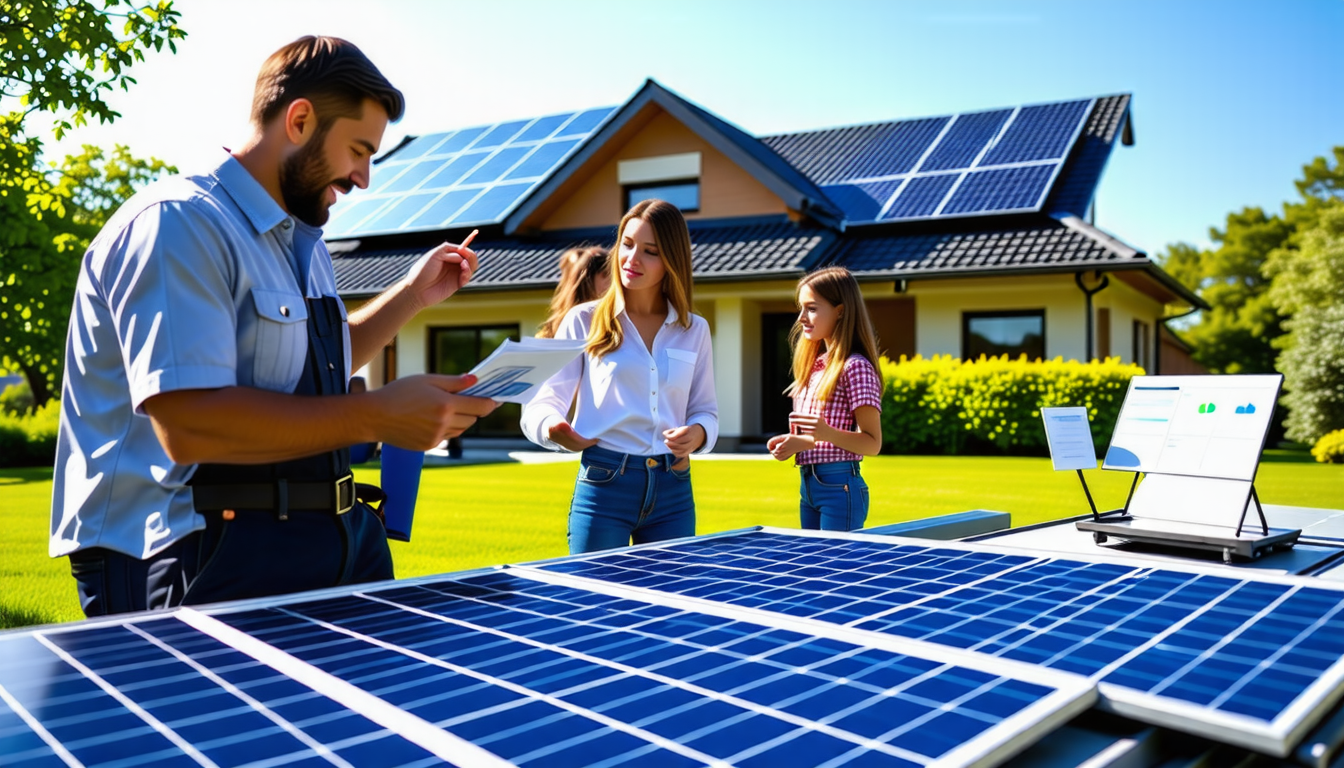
[3,451,1341,629]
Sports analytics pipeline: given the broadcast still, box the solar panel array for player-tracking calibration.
[324,108,616,240]
[532,529,1344,756]
[6,528,1341,766]
[0,569,1090,768]
[782,99,1094,224]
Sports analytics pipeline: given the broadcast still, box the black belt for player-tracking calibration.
[192,474,355,519]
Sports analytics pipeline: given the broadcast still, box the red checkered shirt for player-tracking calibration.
[793,354,884,466]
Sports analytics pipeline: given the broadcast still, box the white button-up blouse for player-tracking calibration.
[521,300,718,456]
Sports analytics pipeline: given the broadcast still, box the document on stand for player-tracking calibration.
[459,337,587,404]
[1041,407,1098,471]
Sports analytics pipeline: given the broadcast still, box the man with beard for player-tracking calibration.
[50,36,495,616]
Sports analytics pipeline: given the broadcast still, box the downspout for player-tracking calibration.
[1075,271,1110,361]
[1156,304,1201,375]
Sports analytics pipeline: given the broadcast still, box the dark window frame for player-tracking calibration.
[961,309,1047,361]
[623,178,701,214]
[427,323,522,437]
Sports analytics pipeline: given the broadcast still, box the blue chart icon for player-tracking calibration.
[1235,403,1257,415]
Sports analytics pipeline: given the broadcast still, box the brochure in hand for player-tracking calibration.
[459,337,587,403]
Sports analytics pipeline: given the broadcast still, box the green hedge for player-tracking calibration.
[879,355,1143,455]
[0,401,59,467]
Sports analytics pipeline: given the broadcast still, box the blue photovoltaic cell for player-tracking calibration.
[420,150,491,190]
[447,182,534,225]
[540,531,1344,735]
[379,161,441,195]
[393,132,453,162]
[556,107,615,137]
[980,100,1090,166]
[0,622,438,768]
[513,112,574,143]
[323,196,391,233]
[406,188,483,230]
[433,126,488,156]
[940,165,1055,215]
[881,174,960,220]
[505,138,583,180]
[819,180,902,221]
[461,146,533,186]
[920,109,1012,172]
[839,117,950,180]
[472,120,530,150]
[361,192,439,232]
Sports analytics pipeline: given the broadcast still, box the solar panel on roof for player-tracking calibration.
[0,566,1092,767]
[770,98,1094,226]
[529,528,1344,756]
[326,107,617,239]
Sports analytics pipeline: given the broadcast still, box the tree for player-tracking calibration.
[0,0,184,403]
[1265,159,1344,443]
[1157,208,1291,374]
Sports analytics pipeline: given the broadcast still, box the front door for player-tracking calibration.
[761,312,796,437]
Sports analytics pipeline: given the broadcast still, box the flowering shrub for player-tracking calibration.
[1312,430,1344,464]
[879,355,1142,455]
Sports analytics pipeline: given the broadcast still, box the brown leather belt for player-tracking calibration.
[192,474,355,519]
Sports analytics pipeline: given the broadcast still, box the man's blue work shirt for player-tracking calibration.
[51,154,352,559]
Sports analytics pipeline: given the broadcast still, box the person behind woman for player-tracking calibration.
[767,266,884,531]
[523,199,717,553]
[537,245,610,338]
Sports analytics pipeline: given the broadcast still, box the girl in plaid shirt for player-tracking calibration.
[767,267,884,530]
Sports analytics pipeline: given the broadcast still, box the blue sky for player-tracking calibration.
[45,0,1343,256]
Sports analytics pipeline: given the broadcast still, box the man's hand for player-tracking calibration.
[663,424,706,461]
[402,236,479,311]
[547,421,599,453]
[370,374,497,450]
[768,433,814,461]
[788,412,836,443]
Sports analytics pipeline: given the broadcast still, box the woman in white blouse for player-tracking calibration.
[522,199,718,554]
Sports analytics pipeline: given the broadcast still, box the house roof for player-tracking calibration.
[328,85,1200,309]
[334,219,835,295]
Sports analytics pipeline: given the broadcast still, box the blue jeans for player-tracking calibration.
[569,446,696,554]
[799,461,869,531]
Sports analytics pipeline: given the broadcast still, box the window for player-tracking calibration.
[962,310,1045,361]
[625,180,700,213]
[1133,320,1151,371]
[429,325,521,437]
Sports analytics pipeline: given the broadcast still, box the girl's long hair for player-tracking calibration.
[537,246,609,338]
[786,266,881,402]
[586,199,694,359]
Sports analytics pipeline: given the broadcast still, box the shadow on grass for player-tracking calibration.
[0,466,54,485]
[0,602,60,631]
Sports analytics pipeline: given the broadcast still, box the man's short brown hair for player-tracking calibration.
[251,36,405,128]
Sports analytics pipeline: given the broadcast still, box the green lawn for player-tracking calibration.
[3,451,1341,630]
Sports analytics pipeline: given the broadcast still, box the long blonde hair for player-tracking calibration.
[586,199,694,359]
[537,246,609,338]
[786,266,881,402]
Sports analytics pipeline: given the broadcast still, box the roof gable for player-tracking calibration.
[503,80,844,234]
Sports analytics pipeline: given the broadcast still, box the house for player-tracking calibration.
[326,80,1207,449]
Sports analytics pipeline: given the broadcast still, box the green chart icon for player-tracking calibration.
[1198,402,1217,414]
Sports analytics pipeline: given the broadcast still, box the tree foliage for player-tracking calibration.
[0,0,183,404]
[1266,202,1344,443]
[1158,147,1344,378]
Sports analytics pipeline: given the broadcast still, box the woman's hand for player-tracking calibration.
[788,412,837,443]
[547,420,599,452]
[663,424,706,461]
[768,434,814,461]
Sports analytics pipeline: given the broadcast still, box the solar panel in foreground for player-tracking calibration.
[0,567,1093,768]
[529,528,1344,757]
